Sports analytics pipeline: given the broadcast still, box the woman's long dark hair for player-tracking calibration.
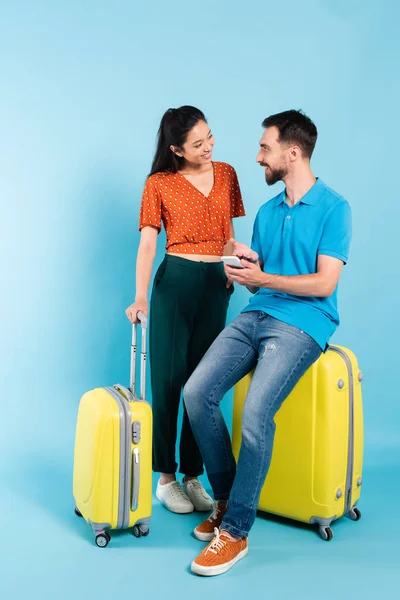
[149,106,206,176]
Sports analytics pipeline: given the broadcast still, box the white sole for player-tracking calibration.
[193,529,215,542]
[156,490,194,514]
[191,547,248,576]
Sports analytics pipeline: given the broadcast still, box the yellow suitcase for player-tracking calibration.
[73,313,152,547]
[232,345,364,541]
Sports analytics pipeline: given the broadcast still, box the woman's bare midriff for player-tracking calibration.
[167,252,222,263]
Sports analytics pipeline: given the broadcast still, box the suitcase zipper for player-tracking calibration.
[329,346,354,515]
[105,386,132,529]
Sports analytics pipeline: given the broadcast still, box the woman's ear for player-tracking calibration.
[170,145,183,158]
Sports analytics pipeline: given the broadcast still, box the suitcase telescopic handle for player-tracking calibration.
[129,311,148,400]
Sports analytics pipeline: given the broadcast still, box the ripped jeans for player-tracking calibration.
[184,311,321,538]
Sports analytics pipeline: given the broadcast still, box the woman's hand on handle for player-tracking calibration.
[125,299,148,324]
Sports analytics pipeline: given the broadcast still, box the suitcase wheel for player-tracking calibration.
[95,531,111,548]
[132,525,150,538]
[74,507,83,518]
[347,507,362,521]
[319,526,333,541]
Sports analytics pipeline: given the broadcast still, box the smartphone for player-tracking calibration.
[221,255,246,269]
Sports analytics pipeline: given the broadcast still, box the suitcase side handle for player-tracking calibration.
[130,311,148,400]
[131,448,140,511]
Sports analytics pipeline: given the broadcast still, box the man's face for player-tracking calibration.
[256,126,289,185]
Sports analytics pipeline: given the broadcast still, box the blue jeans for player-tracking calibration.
[183,311,321,538]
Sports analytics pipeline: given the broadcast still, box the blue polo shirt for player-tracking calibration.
[242,178,352,350]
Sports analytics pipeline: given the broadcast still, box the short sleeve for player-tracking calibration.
[318,200,352,264]
[139,176,162,232]
[251,209,262,260]
[229,167,245,218]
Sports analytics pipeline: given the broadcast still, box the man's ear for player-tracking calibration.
[290,145,303,161]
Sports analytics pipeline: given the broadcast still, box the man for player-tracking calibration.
[183,109,352,576]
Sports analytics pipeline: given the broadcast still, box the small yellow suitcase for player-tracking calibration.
[73,313,152,547]
[232,345,364,541]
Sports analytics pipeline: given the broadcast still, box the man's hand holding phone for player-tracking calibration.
[222,239,264,289]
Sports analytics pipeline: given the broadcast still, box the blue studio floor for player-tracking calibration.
[2,452,399,599]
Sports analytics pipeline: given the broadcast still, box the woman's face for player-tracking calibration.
[172,120,215,166]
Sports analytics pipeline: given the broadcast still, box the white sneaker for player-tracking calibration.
[182,479,214,512]
[156,480,194,514]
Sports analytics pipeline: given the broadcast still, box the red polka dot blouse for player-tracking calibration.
[139,162,245,255]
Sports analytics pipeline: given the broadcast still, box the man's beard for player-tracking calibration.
[265,166,287,186]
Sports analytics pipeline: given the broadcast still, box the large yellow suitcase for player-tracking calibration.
[73,313,152,547]
[232,345,364,541]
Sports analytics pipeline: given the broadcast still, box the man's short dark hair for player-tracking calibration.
[262,110,318,159]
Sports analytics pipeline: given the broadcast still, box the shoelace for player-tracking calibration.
[206,528,227,555]
[207,504,221,523]
[169,482,190,501]
[187,479,209,500]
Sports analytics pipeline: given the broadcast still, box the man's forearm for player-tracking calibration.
[260,272,333,297]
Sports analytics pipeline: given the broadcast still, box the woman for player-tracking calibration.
[126,106,245,514]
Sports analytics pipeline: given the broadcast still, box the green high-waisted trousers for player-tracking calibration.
[150,254,233,475]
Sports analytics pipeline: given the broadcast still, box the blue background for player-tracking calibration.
[1,0,399,597]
